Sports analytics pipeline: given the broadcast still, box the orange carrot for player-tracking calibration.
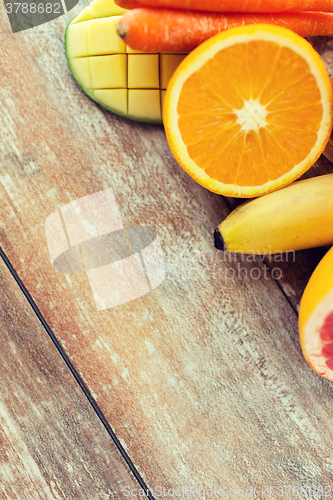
[117,9,333,53]
[115,0,333,13]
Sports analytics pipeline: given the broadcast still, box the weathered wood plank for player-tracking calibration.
[0,255,141,499]
[2,5,333,495]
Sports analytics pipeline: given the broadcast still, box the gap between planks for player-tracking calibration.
[0,245,156,500]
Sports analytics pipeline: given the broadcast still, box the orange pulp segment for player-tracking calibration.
[164,24,332,198]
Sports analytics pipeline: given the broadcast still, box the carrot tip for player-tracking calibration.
[116,22,127,39]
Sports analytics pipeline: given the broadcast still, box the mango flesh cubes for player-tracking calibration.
[65,0,187,123]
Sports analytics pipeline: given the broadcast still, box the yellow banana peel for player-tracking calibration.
[215,174,333,255]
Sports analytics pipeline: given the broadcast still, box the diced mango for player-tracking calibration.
[73,0,126,24]
[73,6,94,24]
[93,89,127,115]
[87,17,126,56]
[66,0,188,123]
[160,54,187,89]
[161,90,167,116]
[126,45,146,54]
[128,55,160,89]
[89,55,127,88]
[69,58,92,89]
[90,0,126,18]
[128,90,161,122]
[66,22,88,58]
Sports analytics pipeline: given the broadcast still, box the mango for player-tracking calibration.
[65,0,187,123]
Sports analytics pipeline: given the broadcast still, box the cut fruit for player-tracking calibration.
[160,54,187,90]
[164,24,332,198]
[299,246,333,381]
[65,0,187,123]
[322,75,333,162]
[128,89,162,121]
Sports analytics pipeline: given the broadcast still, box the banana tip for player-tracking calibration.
[214,228,225,251]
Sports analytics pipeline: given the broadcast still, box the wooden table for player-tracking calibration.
[1,3,333,498]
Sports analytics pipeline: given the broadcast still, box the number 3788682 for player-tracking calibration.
[5,3,61,14]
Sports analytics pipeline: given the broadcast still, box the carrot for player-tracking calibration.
[115,0,333,13]
[117,9,333,53]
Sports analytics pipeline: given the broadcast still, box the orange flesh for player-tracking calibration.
[177,41,323,187]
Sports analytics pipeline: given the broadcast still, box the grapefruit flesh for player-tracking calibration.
[299,247,333,381]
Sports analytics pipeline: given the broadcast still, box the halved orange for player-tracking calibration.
[299,246,333,381]
[164,24,332,198]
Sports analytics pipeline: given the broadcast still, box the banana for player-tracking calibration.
[214,173,333,254]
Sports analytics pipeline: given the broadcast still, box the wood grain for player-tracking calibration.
[0,256,140,500]
[2,5,333,495]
